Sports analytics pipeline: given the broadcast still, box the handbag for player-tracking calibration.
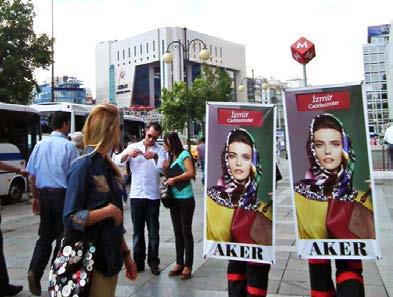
[326,189,375,239]
[160,178,174,208]
[230,202,272,246]
[48,233,96,297]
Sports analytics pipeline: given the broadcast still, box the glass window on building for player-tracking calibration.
[363,46,369,54]
[133,64,150,106]
[380,73,386,81]
[215,46,217,57]
[117,51,119,61]
[146,42,149,53]
[365,74,371,83]
[220,47,222,58]
[134,46,136,56]
[140,44,142,55]
[153,40,155,51]
[128,47,131,58]
[153,65,161,108]
[123,49,125,60]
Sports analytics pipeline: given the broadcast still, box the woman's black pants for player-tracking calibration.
[309,259,364,297]
[227,260,270,297]
[169,197,195,269]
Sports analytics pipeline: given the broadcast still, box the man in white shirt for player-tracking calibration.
[115,122,166,275]
[384,123,393,169]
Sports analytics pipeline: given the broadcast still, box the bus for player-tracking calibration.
[31,103,146,146]
[122,114,146,145]
[0,103,41,203]
[30,102,92,136]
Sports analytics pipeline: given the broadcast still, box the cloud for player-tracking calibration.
[32,0,393,96]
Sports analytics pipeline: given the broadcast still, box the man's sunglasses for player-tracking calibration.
[147,133,158,141]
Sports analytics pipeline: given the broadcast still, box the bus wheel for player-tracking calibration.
[8,180,24,203]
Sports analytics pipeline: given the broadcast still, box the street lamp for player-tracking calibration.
[162,27,210,152]
[51,0,55,102]
[238,69,256,102]
[262,82,269,103]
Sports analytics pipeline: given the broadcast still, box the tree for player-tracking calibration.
[159,65,232,132]
[0,0,53,104]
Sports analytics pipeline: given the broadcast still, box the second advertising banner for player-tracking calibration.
[284,82,380,260]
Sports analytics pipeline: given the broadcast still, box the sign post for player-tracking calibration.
[290,37,316,86]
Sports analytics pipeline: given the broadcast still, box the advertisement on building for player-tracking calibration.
[284,83,381,259]
[203,102,276,264]
[367,24,390,42]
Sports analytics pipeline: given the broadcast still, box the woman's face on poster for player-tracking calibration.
[313,128,343,172]
[228,141,252,183]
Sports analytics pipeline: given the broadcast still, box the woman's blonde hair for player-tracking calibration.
[83,104,121,177]
[83,104,120,151]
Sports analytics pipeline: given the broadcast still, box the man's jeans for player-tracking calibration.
[29,189,65,281]
[130,198,160,268]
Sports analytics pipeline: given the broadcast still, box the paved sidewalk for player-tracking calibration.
[1,158,392,296]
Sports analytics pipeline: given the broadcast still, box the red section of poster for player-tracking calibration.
[217,108,263,127]
[296,91,351,112]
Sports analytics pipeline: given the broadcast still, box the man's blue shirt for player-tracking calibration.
[27,131,78,189]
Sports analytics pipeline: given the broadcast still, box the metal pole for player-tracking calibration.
[251,69,255,102]
[302,64,307,87]
[183,27,191,154]
[51,0,55,102]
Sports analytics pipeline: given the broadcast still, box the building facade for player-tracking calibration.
[95,27,247,108]
[386,21,393,123]
[362,24,391,134]
[34,76,86,104]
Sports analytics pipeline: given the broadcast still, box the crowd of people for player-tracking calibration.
[0,103,379,297]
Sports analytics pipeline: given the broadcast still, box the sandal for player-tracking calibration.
[180,267,192,280]
[168,266,183,277]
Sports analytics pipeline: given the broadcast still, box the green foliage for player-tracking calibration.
[0,0,53,104]
[159,65,232,132]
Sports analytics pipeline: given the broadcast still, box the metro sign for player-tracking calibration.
[290,37,316,65]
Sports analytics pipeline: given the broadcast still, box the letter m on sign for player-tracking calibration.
[290,37,316,65]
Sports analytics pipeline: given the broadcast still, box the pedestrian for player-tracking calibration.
[384,122,393,169]
[70,131,84,156]
[294,114,372,297]
[196,137,206,185]
[0,162,26,296]
[63,104,137,297]
[26,111,78,296]
[206,128,272,297]
[162,132,195,280]
[114,122,167,275]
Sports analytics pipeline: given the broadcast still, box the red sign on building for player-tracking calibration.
[290,37,316,65]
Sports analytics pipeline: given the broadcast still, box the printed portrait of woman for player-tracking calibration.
[206,128,272,245]
[294,113,375,240]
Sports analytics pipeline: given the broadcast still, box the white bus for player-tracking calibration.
[30,102,92,136]
[122,114,146,145]
[31,102,146,146]
[0,103,41,203]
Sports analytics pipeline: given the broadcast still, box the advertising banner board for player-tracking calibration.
[203,102,276,264]
[284,83,381,259]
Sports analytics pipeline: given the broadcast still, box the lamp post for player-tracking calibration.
[238,69,256,102]
[51,0,55,102]
[162,27,210,152]
[262,82,270,103]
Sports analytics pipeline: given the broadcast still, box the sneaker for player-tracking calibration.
[150,265,161,275]
[27,271,41,296]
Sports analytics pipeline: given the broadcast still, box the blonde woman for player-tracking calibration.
[63,104,137,297]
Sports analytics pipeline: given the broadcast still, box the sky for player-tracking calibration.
[32,0,393,97]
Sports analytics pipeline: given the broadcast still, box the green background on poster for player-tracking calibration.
[240,105,275,203]
[319,85,369,192]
